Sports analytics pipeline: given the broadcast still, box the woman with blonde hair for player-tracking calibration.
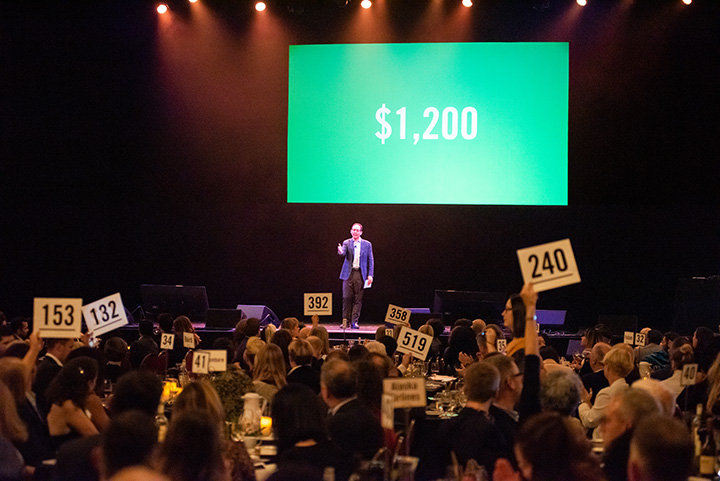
[578,344,634,441]
[170,380,254,481]
[308,325,331,357]
[252,344,287,406]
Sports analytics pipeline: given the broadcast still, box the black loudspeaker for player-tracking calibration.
[235,304,280,327]
[205,309,244,329]
[408,311,441,331]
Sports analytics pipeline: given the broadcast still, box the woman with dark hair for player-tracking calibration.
[172,381,255,481]
[0,380,27,481]
[503,294,527,357]
[443,326,478,375]
[170,315,201,366]
[66,346,110,431]
[511,412,601,481]
[270,329,293,371]
[160,410,230,481]
[45,356,99,452]
[271,384,349,481]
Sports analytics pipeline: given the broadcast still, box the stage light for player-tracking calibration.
[682,0,691,4]
[577,0,587,5]
[462,0,472,6]
[157,3,168,13]
[361,0,372,8]
[188,0,198,3]
[255,1,266,11]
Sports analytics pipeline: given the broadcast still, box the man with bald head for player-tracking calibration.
[582,342,611,404]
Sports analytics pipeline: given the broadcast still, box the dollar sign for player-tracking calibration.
[375,104,392,144]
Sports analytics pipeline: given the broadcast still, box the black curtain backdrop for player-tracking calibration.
[2,0,719,332]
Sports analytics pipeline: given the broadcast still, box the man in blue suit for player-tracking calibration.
[337,223,374,329]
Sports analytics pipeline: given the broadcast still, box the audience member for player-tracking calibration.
[33,337,75,417]
[109,370,164,416]
[627,414,693,481]
[439,362,506,475]
[308,326,331,358]
[634,329,663,364]
[444,325,478,375]
[0,325,15,356]
[579,344,633,441]
[253,344,287,406]
[503,294,527,357]
[157,313,174,335]
[581,342,611,404]
[270,329,293,370]
[170,316,200,366]
[103,337,130,384]
[347,344,369,362]
[45,356,100,452]
[272,383,349,481]
[0,380,27,481]
[101,411,157,479]
[287,339,320,394]
[661,343,694,401]
[160,410,230,481]
[128,320,159,369]
[9,317,29,341]
[540,370,582,427]
[242,336,265,374]
[173,381,255,481]
[484,354,523,453]
[471,318,486,336]
[280,317,300,338]
[631,378,675,416]
[601,389,661,481]
[510,412,601,481]
[321,359,384,461]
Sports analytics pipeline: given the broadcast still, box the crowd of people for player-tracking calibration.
[0,285,710,481]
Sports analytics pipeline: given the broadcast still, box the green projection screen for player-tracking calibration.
[287,42,568,205]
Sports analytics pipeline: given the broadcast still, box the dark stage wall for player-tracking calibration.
[2,0,719,332]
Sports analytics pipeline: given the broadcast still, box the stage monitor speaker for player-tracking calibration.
[236,304,280,327]
[205,309,244,329]
[433,290,506,325]
[406,309,442,331]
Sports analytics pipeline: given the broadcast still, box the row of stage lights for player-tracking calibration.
[156,0,694,13]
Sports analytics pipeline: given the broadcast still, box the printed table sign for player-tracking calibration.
[160,333,175,350]
[383,378,426,409]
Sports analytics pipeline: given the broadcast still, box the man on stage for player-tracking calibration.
[337,223,374,329]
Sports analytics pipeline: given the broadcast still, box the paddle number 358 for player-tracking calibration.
[402,332,427,351]
[528,249,568,278]
[389,308,409,323]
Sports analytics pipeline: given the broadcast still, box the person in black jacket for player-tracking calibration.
[321,359,383,461]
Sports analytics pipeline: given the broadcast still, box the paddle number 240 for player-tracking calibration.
[528,249,568,278]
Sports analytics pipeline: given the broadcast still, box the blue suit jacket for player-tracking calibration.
[339,238,374,281]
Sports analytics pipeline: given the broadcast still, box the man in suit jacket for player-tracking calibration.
[337,223,374,329]
[321,359,383,460]
[286,339,320,394]
[33,337,75,417]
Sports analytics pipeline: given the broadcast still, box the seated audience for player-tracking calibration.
[101,411,158,480]
[634,329,663,364]
[242,336,265,375]
[272,383,350,481]
[270,329,293,370]
[173,381,255,481]
[170,316,201,366]
[540,370,582,430]
[308,326,331,359]
[439,362,506,475]
[45,356,100,452]
[502,294,527,358]
[280,317,300,338]
[321,359,384,461]
[661,343,694,401]
[287,339,320,394]
[501,412,601,481]
[0,380,27,481]
[444,325,478,375]
[580,342,611,405]
[103,337,130,384]
[33,337,75,417]
[160,411,229,481]
[627,414,693,481]
[631,378,675,416]
[601,389,661,481]
[0,357,54,471]
[67,347,110,432]
[579,344,633,441]
[253,344,287,406]
[9,317,29,341]
[128,320,159,369]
